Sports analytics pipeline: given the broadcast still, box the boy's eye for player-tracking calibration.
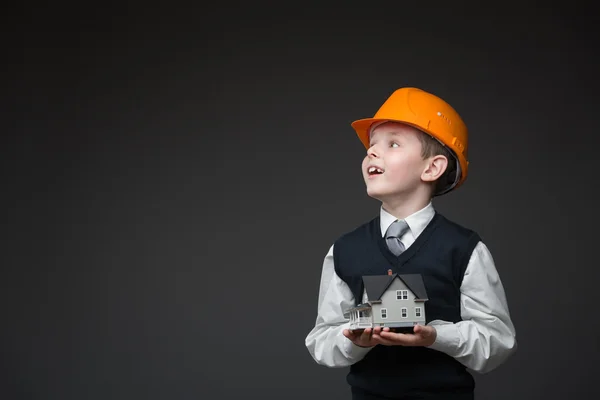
[390,142,399,148]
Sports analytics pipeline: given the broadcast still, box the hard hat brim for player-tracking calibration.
[351,117,427,149]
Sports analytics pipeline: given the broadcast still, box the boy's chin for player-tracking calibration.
[366,188,410,202]
[365,189,388,201]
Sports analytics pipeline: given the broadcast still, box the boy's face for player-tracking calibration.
[362,122,429,201]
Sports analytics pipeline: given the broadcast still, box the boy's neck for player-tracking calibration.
[380,192,432,220]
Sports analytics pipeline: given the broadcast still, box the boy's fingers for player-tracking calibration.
[379,330,404,342]
[343,329,357,340]
[379,331,423,346]
[372,334,396,346]
[360,328,372,342]
[343,329,370,346]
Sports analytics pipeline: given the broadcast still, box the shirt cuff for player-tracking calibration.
[426,320,460,356]
[345,339,373,359]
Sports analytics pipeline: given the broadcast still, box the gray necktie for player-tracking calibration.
[385,220,409,256]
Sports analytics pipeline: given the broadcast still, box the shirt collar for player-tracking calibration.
[379,202,436,238]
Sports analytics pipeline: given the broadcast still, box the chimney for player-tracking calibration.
[388,269,393,276]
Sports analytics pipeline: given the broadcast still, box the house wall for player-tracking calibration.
[371,278,426,327]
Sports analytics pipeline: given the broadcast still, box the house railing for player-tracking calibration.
[350,317,372,328]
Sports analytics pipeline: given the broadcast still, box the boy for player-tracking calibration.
[305,87,517,400]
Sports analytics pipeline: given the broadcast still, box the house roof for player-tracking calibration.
[363,273,428,301]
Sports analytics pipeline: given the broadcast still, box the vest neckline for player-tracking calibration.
[376,211,443,268]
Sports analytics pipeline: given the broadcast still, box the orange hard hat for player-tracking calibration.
[351,87,469,194]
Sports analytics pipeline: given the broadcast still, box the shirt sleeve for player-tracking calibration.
[426,241,518,373]
[305,244,373,367]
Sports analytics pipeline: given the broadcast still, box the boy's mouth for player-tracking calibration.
[368,166,384,176]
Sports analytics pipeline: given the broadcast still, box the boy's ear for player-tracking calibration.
[421,155,448,183]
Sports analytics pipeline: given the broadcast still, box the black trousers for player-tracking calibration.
[351,386,474,400]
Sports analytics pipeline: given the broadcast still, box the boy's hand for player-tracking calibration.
[342,327,383,348]
[375,324,437,347]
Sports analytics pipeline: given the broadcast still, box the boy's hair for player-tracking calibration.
[416,131,458,196]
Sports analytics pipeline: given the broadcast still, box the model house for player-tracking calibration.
[344,269,428,332]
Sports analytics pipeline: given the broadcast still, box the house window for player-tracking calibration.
[381,308,387,319]
[396,290,408,300]
[401,307,407,318]
[415,307,421,317]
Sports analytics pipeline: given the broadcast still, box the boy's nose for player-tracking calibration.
[367,147,379,158]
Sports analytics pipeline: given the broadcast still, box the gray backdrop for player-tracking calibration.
[3,3,598,400]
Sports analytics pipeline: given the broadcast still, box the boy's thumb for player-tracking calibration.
[414,324,429,336]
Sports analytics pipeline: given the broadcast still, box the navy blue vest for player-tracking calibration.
[333,212,481,398]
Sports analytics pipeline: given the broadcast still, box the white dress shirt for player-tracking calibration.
[305,202,517,373]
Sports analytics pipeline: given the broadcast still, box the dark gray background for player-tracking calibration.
[3,3,598,400]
